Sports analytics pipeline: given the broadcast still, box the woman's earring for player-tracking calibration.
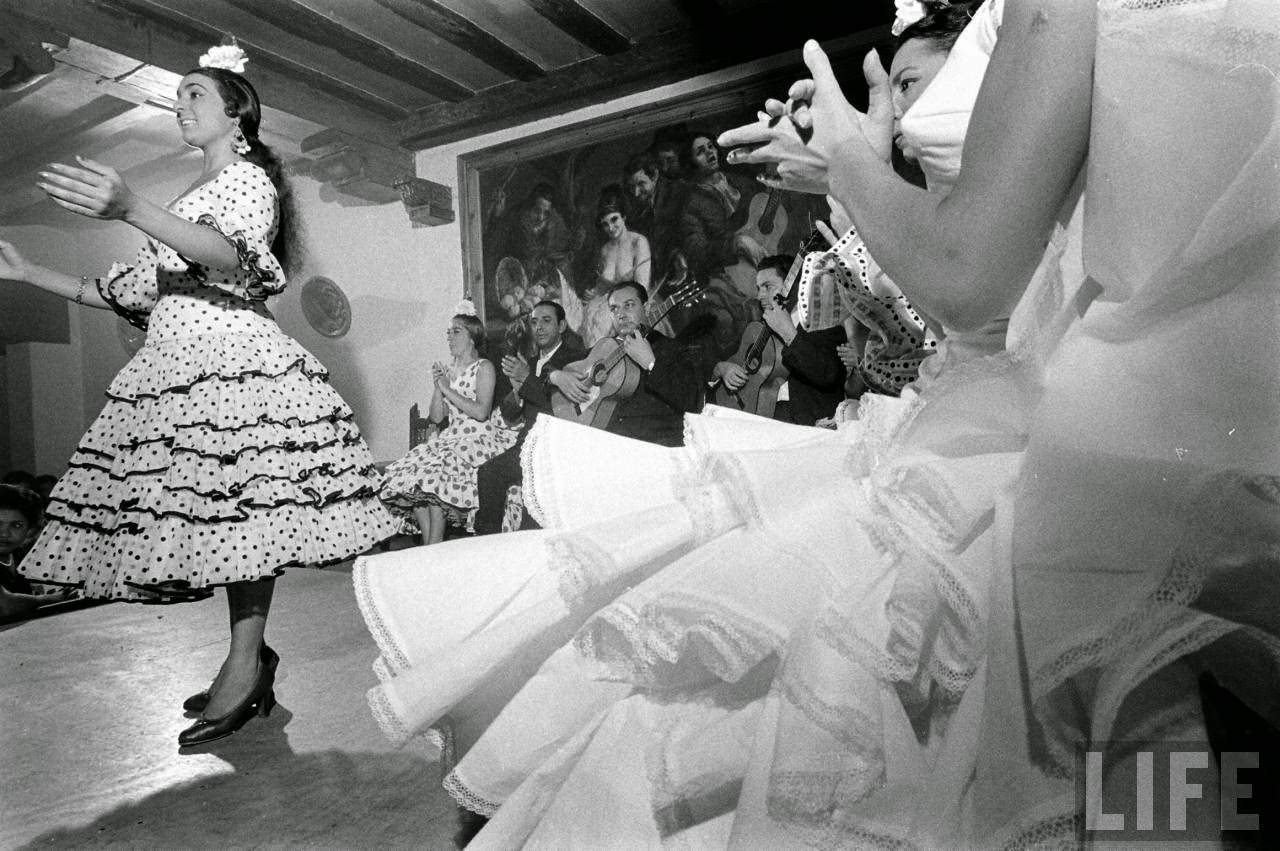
[232,124,251,155]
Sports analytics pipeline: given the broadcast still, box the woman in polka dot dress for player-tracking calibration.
[0,54,396,746]
[377,311,518,544]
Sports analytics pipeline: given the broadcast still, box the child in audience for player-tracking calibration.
[0,484,73,623]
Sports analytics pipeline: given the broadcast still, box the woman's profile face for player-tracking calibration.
[175,73,237,152]
[889,39,951,162]
[446,321,474,357]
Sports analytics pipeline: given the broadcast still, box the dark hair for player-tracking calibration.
[531,299,566,323]
[624,152,660,181]
[608,280,648,305]
[758,255,794,277]
[452,313,487,356]
[184,67,301,274]
[896,0,982,52]
[528,182,556,207]
[680,131,718,174]
[0,483,42,528]
[1,470,37,491]
[595,185,627,223]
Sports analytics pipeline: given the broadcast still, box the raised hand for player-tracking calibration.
[0,238,30,282]
[761,299,798,344]
[621,330,656,371]
[501,353,531,387]
[719,41,872,195]
[37,156,136,221]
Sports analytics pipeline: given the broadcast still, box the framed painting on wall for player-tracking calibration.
[456,34,881,367]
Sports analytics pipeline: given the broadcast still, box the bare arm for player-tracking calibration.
[0,240,110,309]
[39,158,241,271]
[440,360,499,421]
[633,233,652,292]
[829,0,1095,330]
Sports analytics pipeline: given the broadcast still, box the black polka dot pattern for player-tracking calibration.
[378,359,519,532]
[20,161,398,603]
[803,226,936,396]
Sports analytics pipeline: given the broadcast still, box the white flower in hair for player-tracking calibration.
[892,0,936,36]
[199,42,249,74]
[453,299,478,317]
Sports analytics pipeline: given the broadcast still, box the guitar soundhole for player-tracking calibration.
[590,363,608,385]
[745,356,762,373]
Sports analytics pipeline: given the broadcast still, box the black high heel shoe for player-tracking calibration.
[183,644,278,714]
[178,658,276,747]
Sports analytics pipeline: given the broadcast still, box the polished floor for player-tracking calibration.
[1,560,466,849]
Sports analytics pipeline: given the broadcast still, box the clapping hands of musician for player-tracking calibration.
[621,330,656,371]
[835,341,860,371]
[550,367,593,405]
[37,156,137,221]
[761,299,798,344]
[719,42,894,194]
[501,353,531,389]
[713,361,749,391]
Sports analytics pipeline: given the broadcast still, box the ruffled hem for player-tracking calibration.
[24,493,396,602]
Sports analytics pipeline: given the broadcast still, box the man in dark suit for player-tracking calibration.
[623,151,688,282]
[554,281,703,448]
[712,255,848,426]
[474,300,585,534]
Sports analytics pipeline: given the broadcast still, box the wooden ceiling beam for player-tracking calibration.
[401,5,891,150]
[0,0,405,150]
[219,0,472,102]
[525,0,631,55]
[372,0,545,82]
[116,0,411,121]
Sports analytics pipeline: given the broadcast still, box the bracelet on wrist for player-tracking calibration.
[74,276,89,305]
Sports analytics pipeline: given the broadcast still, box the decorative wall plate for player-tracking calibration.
[300,275,352,338]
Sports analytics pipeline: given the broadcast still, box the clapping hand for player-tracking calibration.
[37,156,137,221]
[836,341,860,371]
[431,361,450,389]
[502,353,531,388]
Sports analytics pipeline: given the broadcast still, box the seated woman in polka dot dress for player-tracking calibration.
[0,46,396,747]
[378,308,519,545]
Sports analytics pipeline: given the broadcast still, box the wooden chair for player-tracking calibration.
[409,402,440,447]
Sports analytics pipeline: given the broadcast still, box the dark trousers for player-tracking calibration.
[474,438,539,535]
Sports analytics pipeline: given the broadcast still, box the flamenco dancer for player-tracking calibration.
[0,43,396,747]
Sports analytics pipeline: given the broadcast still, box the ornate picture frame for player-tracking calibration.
[456,34,879,362]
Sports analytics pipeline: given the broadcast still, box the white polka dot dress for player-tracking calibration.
[20,161,398,602]
[377,359,519,532]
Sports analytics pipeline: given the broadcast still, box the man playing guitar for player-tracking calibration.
[552,281,702,447]
[711,254,849,425]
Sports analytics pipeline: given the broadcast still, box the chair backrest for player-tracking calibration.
[409,403,436,448]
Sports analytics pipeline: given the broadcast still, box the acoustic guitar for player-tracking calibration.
[714,229,829,418]
[724,187,789,299]
[550,281,703,429]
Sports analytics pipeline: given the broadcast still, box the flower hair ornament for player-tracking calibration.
[892,0,950,36]
[199,41,249,74]
[453,299,478,317]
